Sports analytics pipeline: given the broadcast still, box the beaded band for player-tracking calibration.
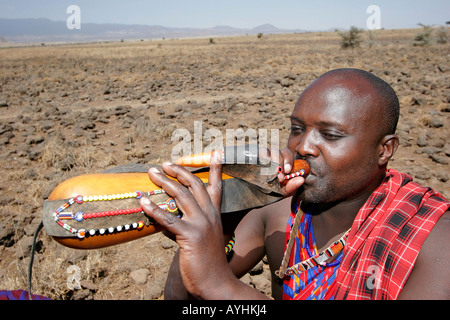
[53,189,179,239]
[284,169,306,180]
[276,228,350,277]
[225,235,236,254]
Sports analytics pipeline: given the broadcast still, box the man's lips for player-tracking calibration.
[303,164,317,184]
[304,171,315,184]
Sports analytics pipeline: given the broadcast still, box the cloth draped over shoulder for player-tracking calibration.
[333,169,449,299]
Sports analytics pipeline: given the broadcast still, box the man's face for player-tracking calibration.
[288,76,384,204]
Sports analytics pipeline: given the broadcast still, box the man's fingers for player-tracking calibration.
[280,148,294,173]
[160,162,217,213]
[282,176,305,196]
[207,151,223,213]
[147,166,204,218]
[140,196,184,234]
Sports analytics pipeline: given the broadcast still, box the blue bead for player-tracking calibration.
[75,212,84,221]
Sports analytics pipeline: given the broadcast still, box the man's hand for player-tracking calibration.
[139,151,233,298]
[258,146,306,197]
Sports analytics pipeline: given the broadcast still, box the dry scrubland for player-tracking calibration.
[0,29,448,300]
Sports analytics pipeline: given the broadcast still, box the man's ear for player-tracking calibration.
[378,134,399,166]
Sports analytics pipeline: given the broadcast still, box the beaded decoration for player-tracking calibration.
[277,228,350,277]
[225,235,236,254]
[52,189,179,239]
[275,205,351,278]
[284,169,306,180]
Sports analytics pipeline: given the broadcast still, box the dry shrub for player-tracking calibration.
[414,24,433,46]
[41,137,116,173]
[339,26,364,49]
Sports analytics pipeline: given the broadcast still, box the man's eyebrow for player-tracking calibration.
[290,116,345,128]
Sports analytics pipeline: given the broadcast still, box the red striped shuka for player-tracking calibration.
[282,169,449,300]
[334,169,449,299]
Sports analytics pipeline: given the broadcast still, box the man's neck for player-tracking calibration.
[302,190,373,250]
[315,196,367,229]
[307,170,387,235]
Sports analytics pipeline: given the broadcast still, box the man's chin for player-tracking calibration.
[295,184,330,204]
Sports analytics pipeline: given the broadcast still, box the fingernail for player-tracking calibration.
[212,151,222,164]
[284,163,292,173]
[163,162,173,166]
[150,167,160,173]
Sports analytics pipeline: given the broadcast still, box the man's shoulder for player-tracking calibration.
[420,209,450,253]
[398,210,450,299]
[418,208,449,252]
[428,208,450,240]
[261,197,293,223]
[384,169,449,214]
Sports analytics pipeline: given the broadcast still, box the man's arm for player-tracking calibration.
[140,154,271,299]
[147,148,301,299]
[163,206,270,300]
[398,210,450,300]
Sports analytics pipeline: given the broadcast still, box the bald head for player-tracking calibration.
[313,68,400,139]
[288,69,400,203]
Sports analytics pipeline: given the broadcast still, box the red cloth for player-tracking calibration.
[0,290,49,300]
[334,169,449,299]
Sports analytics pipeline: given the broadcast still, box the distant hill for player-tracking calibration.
[0,18,308,43]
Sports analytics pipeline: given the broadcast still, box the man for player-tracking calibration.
[140,68,449,300]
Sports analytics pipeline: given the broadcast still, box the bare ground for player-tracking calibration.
[0,29,448,300]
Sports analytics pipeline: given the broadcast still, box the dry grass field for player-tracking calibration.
[0,28,448,300]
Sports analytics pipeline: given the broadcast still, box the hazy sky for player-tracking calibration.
[0,0,448,30]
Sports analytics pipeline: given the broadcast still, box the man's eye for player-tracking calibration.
[322,131,343,140]
[290,125,304,134]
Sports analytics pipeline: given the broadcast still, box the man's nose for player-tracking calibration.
[296,131,319,158]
